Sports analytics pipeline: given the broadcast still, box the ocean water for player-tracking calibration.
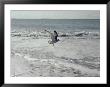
[11,19,100,77]
[11,19,100,33]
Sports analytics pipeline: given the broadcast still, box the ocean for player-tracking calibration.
[11,19,100,77]
[11,19,100,33]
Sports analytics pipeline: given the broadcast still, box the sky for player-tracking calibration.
[11,10,100,19]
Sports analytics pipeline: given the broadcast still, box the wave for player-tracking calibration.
[11,30,100,39]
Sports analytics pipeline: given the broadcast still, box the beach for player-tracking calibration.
[11,30,100,77]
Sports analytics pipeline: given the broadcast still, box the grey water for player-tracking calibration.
[11,19,100,33]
